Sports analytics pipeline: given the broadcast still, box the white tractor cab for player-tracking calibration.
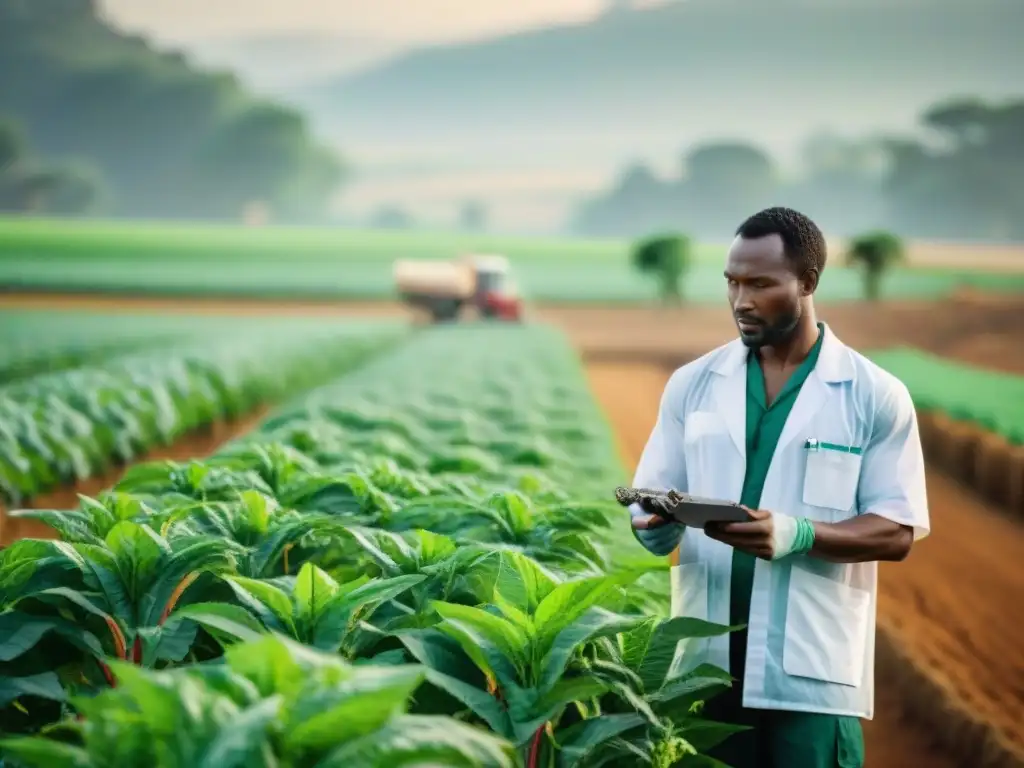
[393,253,523,323]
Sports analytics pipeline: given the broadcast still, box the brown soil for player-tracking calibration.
[0,408,269,546]
[918,412,1024,518]
[582,359,977,768]
[3,289,1022,372]
[902,241,1024,273]
[549,295,1024,376]
[876,468,1024,766]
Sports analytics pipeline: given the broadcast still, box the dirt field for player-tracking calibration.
[544,295,1024,375]
[584,360,969,768]
[3,290,1022,374]
[0,408,269,546]
[903,241,1024,273]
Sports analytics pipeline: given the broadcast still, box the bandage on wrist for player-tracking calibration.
[772,514,815,559]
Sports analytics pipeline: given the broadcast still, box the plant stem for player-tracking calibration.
[96,658,116,687]
[527,725,545,768]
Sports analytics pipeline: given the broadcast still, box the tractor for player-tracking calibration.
[393,254,524,323]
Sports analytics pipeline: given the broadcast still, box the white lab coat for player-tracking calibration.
[631,323,929,719]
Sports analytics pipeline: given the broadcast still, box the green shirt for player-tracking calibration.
[707,323,864,768]
[730,323,825,666]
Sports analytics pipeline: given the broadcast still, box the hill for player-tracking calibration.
[294,0,1024,231]
[305,0,1023,141]
[0,0,343,221]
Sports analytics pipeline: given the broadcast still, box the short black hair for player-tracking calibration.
[734,206,827,276]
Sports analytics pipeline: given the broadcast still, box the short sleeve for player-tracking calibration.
[857,376,930,540]
[629,368,690,555]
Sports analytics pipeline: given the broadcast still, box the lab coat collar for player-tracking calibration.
[710,322,854,383]
[710,322,854,459]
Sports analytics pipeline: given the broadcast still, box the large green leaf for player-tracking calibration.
[431,601,528,685]
[312,714,515,768]
[626,617,739,693]
[0,612,103,662]
[555,713,647,767]
[0,737,91,768]
[396,629,512,736]
[316,573,426,651]
[0,672,67,707]
[533,575,619,643]
[284,664,425,752]
[195,695,282,768]
[537,608,644,692]
[227,577,296,635]
[175,601,268,647]
[294,562,339,631]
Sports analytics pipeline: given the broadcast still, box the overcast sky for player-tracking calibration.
[99,0,618,45]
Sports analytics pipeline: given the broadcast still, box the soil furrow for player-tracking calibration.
[0,408,268,546]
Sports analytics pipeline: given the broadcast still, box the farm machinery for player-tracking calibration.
[393,254,524,323]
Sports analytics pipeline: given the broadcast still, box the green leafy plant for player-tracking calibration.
[0,634,516,768]
[1,324,743,765]
[184,561,425,660]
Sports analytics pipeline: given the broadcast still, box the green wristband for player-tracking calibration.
[791,517,816,555]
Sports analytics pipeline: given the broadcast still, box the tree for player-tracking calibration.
[194,103,343,220]
[844,230,905,302]
[0,118,105,214]
[881,97,1024,240]
[677,142,779,237]
[631,232,692,303]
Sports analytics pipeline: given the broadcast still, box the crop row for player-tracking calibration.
[870,347,1024,444]
[870,347,1024,514]
[0,309,199,384]
[0,324,739,768]
[0,320,406,506]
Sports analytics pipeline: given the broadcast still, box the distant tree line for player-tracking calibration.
[629,229,906,306]
[0,0,343,222]
[572,96,1024,243]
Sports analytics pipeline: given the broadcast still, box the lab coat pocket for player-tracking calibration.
[783,565,870,687]
[802,446,862,515]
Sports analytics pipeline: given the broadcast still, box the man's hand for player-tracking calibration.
[630,498,673,530]
[704,506,777,559]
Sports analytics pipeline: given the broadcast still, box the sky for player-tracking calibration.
[99,0,617,45]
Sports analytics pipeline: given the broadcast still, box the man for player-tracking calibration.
[629,207,929,768]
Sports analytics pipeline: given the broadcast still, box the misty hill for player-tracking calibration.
[301,0,1024,152]
[0,0,342,221]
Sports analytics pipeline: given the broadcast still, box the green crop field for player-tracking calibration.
[0,310,192,383]
[0,318,406,505]
[0,323,741,767]
[3,215,1023,303]
[870,347,1024,444]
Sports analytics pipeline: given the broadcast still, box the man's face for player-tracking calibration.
[724,234,812,348]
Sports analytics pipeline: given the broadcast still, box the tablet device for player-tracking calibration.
[615,487,749,527]
[667,495,749,527]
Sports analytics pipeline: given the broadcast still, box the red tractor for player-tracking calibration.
[393,254,524,323]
